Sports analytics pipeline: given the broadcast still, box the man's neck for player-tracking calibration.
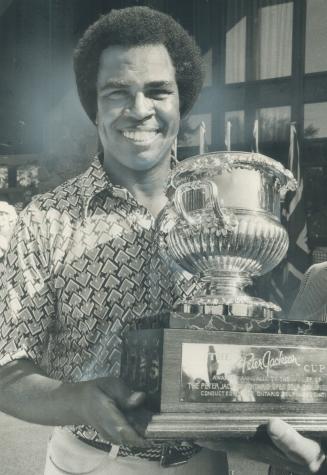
[102,155,171,217]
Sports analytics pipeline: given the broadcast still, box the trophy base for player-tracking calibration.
[174,295,279,319]
[146,413,327,439]
[122,320,327,440]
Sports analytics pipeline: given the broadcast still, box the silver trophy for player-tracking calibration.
[159,151,297,321]
[124,152,327,439]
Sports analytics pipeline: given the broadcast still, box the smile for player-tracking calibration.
[121,129,159,143]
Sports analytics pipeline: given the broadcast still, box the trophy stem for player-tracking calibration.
[201,271,252,297]
[173,271,280,320]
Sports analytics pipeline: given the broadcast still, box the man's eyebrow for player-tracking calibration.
[145,81,175,88]
[99,80,175,91]
[99,80,130,91]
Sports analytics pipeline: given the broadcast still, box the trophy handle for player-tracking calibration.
[174,180,227,227]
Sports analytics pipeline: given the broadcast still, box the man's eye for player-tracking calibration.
[105,90,127,100]
[148,89,172,99]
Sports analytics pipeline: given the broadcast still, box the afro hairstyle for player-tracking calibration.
[73,6,204,123]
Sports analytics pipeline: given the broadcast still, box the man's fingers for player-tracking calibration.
[267,418,325,472]
[104,398,149,447]
[126,407,154,435]
[97,377,145,410]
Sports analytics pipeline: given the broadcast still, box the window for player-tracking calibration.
[257,2,293,79]
[256,106,291,161]
[258,106,291,142]
[304,102,327,139]
[305,0,327,73]
[225,0,246,84]
[178,114,212,149]
[17,166,39,187]
[225,110,245,146]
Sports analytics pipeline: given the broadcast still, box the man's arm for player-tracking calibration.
[3,362,326,471]
[0,203,152,448]
[0,358,149,446]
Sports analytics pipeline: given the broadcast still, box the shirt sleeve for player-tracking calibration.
[0,202,55,369]
[288,262,327,321]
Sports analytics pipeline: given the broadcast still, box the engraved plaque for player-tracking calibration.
[180,343,327,404]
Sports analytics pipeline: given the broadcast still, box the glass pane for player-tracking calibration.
[194,0,212,87]
[225,0,246,84]
[0,168,8,188]
[256,106,291,162]
[258,2,293,79]
[305,0,327,73]
[202,49,213,87]
[178,113,212,148]
[17,165,39,187]
[258,106,291,142]
[304,102,327,139]
[225,110,245,146]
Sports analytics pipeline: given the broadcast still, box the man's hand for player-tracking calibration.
[267,419,325,473]
[0,361,153,447]
[73,376,152,447]
[198,419,326,474]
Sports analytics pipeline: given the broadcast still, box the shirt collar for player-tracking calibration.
[81,155,131,218]
[81,153,176,218]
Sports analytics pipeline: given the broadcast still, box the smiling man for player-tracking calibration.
[0,6,326,475]
[97,44,179,169]
[96,43,180,217]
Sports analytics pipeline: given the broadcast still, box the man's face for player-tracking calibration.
[96,44,180,172]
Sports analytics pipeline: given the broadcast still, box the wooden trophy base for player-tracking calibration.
[122,313,327,439]
[147,413,327,440]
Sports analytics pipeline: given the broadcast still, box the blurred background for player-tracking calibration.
[0,0,327,473]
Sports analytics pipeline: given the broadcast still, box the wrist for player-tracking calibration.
[51,381,88,426]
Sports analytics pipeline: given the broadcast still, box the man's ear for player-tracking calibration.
[95,114,98,126]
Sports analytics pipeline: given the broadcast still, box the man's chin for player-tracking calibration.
[124,152,170,172]
[127,159,165,172]
[103,146,172,173]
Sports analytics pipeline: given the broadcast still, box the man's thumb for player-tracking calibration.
[97,377,145,409]
[125,391,146,409]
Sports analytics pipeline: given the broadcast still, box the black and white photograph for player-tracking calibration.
[0,1,327,474]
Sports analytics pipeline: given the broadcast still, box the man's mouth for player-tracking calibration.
[121,129,159,143]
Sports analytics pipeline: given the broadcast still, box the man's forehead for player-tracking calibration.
[97,44,176,85]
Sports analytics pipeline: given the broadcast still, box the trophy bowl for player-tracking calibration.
[159,152,297,320]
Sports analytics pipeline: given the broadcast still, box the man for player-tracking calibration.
[0,6,325,475]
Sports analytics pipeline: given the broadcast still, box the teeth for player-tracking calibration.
[122,130,158,142]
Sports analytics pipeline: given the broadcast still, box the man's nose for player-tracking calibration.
[128,92,154,120]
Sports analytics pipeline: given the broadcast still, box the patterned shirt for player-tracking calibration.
[0,156,195,444]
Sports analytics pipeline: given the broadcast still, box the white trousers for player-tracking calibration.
[44,428,228,475]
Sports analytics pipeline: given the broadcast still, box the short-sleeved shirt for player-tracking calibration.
[0,156,196,444]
